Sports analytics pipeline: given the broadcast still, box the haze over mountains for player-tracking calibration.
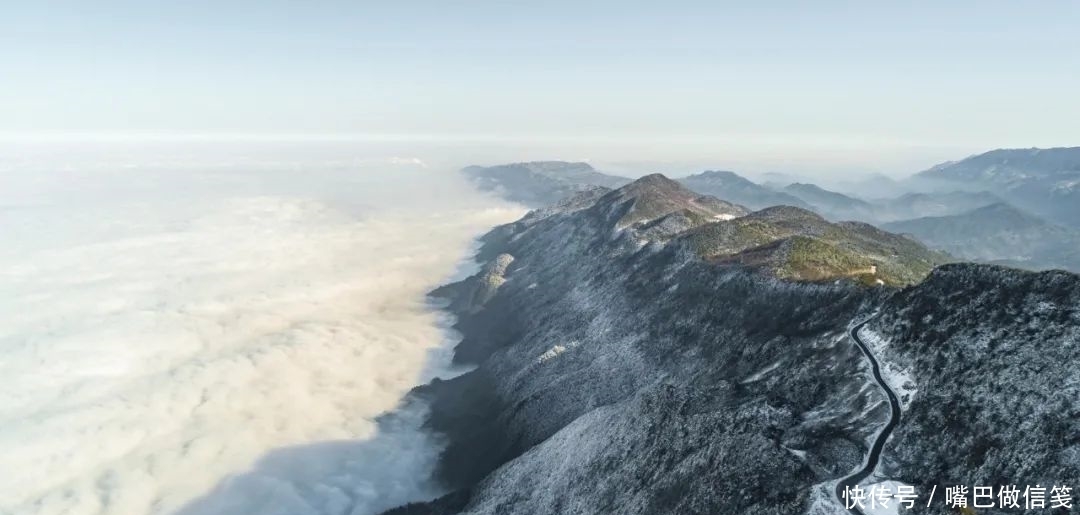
[912,147,1080,227]
[462,162,631,207]
[883,203,1080,272]
[678,170,812,211]
[464,146,1080,273]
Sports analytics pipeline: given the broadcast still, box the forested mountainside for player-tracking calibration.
[868,264,1080,513]
[383,174,1077,515]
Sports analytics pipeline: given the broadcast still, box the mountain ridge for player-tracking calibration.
[912,146,1080,226]
[678,170,813,211]
[381,173,1078,514]
[883,202,1080,272]
[462,161,631,207]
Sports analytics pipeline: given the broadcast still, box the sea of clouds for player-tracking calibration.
[0,140,523,515]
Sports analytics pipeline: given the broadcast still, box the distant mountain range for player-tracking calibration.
[883,202,1080,271]
[677,170,812,211]
[912,147,1080,227]
[461,148,1080,273]
[869,190,1002,223]
[462,161,630,207]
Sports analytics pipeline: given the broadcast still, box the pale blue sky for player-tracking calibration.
[2,1,1078,173]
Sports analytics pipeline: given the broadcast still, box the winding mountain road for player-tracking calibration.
[835,316,903,514]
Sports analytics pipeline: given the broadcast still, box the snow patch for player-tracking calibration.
[538,345,568,364]
[804,481,849,515]
[858,328,918,410]
[783,446,807,460]
[741,361,781,383]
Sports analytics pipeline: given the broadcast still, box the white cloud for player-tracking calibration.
[0,146,523,515]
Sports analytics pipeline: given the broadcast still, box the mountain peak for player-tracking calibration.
[786,182,827,193]
[970,201,1035,218]
[678,170,812,211]
[693,170,754,184]
[513,161,596,173]
[622,172,684,191]
[597,173,747,228]
[745,205,827,224]
[699,170,740,177]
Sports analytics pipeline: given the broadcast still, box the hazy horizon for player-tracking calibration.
[0,134,1055,185]
[5,2,1079,175]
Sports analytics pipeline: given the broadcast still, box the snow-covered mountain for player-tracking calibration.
[380,174,1076,514]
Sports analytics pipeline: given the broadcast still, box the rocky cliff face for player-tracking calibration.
[384,175,1078,515]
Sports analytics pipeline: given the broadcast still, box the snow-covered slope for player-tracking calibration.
[867,264,1080,510]
[382,175,1079,515]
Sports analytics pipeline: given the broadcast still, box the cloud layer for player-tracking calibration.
[0,147,521,515]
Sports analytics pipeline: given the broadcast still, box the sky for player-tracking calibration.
[2,1,1079,175]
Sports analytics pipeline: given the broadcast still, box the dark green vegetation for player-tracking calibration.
[682,205,948,286]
